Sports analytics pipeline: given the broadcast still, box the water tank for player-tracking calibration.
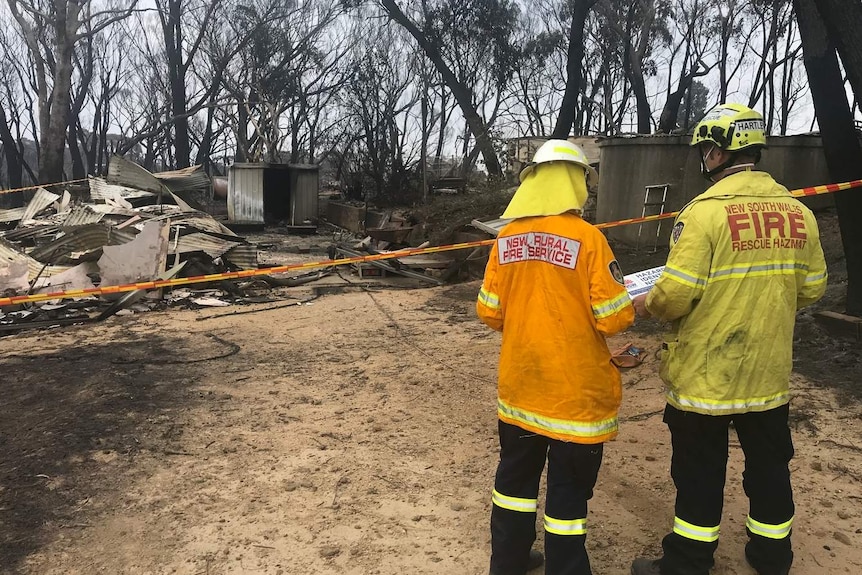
[596,135,834,247]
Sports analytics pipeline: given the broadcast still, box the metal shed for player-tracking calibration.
[227,163,320,230]
[227,163,265,225]
[289,164,320,228]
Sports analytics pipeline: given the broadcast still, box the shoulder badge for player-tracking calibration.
[609,260,625,285]
[671,221,685,244]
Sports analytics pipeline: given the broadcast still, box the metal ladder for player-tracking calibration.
[637,183,669,252]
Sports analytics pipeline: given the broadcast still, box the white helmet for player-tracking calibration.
[519,139,598,184]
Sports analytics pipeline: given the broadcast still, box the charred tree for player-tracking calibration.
[795,0,862,315]
[381,0,503,177]
[552,0,597,138]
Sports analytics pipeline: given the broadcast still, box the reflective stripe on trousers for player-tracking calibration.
[746,515,793,539]
[492,489,537,513]
[544,515,587,536]
[673,516,720,543]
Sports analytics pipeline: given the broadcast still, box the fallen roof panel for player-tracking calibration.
[106,156,195,211]
[18,188,60,225]
[89,177,157,202]
[2,225,61,243]
[222,244,258,270]
[171,215,237,236]
[63,205,106,227]
[154,165,211,193]
[0,207,26,223]
[29,223,137,263]
[0,236,70,279]
[172,232,243,258]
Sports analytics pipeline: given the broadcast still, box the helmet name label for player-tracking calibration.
[735,120,764,132]
[498,232,581,269]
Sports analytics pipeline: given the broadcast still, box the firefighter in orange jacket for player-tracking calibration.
[477,139,635,575]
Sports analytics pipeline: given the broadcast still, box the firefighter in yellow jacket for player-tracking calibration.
[630,104,827,575]
[477,139,634,575]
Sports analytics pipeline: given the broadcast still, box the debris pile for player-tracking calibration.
[0,158,485,333]
[323,199,475,283]
[0,157,260,330]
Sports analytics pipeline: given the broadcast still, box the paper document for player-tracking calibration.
[623,266,665,298]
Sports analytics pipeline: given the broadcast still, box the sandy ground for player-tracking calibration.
[2,267,862,575]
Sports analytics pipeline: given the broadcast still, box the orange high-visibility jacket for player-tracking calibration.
[477,212,635,444]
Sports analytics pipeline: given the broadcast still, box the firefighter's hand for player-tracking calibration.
[632,294,651,318]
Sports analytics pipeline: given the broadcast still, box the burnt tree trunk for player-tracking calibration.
[795,0,862,315]
[67,116,85,179]
[552,0,597,138]
[628,0,654,134]
[39,3,79,184]
[160,0,191,168]
[0,105,23,188]
[813,0,862,101]
[381,0,502,177]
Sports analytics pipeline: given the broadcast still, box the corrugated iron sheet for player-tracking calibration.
[86,204,139,217]
[2,225,61,242]
[134,204,188,223]
[172,215,237,236]
[0,237,70,279]
[222,243,258,270]
[228,164,265,224]
[154,165,201,178]
[154,165,212,210]
[106,156,164,194]
[154,165,210,193]
[89,177,157,202]
[290,165,319,226]
[29,223,137,264]
[19,188,60,224]
[105,156,195,211]
[64,205,106,226]
[0,207,26,223]
[0,237,30,266]
[172,232,243,258]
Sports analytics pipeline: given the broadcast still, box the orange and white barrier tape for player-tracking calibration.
[0,178,89,195]
[0,242,490,306]
[0,177,859,308]
[795,178,862,196]
[596,177,862,229]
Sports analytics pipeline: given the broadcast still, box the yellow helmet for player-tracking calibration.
[519,139,598,184]
[690,103,767,152]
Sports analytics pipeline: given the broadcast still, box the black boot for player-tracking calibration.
[631,557,662,575]
[490,549,544,575]
[527,549,544,571]
[745,546,790,575]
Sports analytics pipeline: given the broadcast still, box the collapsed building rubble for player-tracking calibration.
[0,158,468,333]
[0,157,262,331]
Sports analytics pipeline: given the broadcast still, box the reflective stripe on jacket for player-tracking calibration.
[646,170,827,415]
[477,213,634,443]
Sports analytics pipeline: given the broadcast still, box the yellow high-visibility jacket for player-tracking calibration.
[477,212,634,444]
[646,170,827,415]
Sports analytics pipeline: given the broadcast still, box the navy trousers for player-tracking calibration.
[659,404,795,575]
[490,421,604,575]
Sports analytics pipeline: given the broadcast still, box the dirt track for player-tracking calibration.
[1,273,861,575]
